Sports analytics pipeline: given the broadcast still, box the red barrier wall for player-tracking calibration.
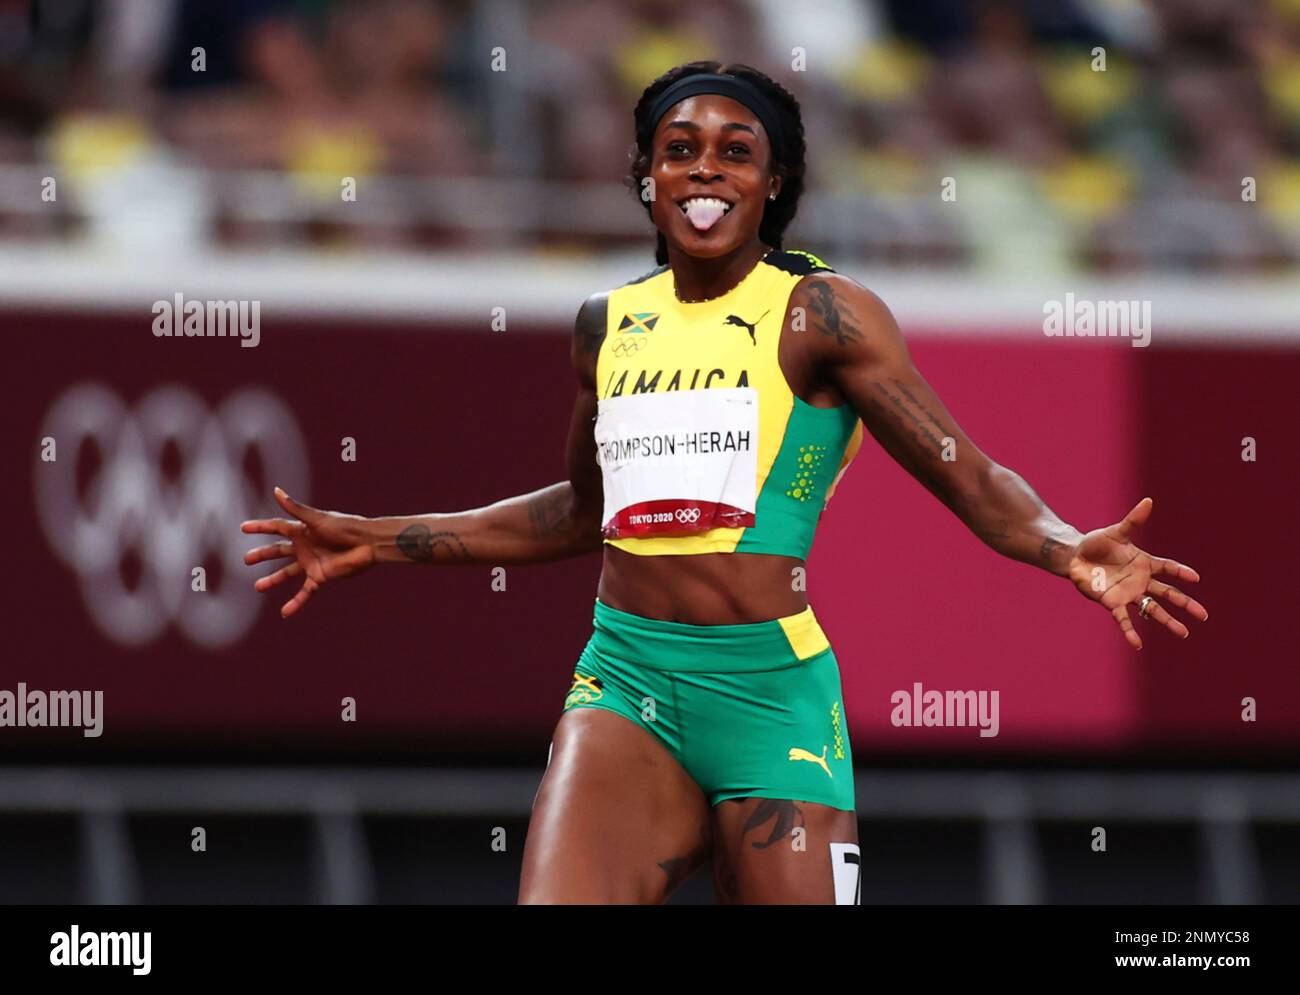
[4,311,1295,758]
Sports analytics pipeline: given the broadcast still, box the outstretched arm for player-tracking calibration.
[795,274,1208,649]
[366,291,609,565]
[241,293,608,616]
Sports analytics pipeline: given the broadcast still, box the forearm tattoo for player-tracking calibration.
[396,524,470,563]
[1039,537,1066,564]
[527,489,573,539]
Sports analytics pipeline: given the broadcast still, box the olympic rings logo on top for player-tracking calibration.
[675,507,702,524]
[34,384,310,649]
[611,335,648,357]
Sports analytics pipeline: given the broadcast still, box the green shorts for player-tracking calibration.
[561,598,855,810]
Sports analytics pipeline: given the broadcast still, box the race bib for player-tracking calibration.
[595,387,758,538]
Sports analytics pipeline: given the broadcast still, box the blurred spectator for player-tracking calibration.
[0,0,1296,268]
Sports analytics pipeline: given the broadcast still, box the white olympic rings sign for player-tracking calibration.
[35,383,309,649]
[675,507,701,524]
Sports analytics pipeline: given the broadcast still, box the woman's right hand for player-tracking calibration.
[241,487,375,618]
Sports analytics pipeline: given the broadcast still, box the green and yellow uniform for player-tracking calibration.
[562,249,860,810]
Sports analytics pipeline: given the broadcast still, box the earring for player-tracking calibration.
[769,192,777,200]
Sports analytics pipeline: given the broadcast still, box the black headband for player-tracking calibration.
[643,73,786,163]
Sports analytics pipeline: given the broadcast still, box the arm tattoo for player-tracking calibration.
[866,376,958,469]
[396,524,470,563]
[527,489,573,539]
[805,280,864,347]
[868,387,941,457]
[1039,537,1065,563]
[890,377,951,436]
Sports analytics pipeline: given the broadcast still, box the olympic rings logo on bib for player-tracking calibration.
[606,499,753,537]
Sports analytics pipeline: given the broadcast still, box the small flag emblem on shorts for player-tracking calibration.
[564,672,604,708]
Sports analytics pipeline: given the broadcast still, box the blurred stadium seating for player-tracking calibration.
[1,0,1299,267]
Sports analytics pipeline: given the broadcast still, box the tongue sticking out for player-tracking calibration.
[684,200,727,232]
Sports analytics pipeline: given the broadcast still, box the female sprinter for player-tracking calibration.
[241,62,1209,905]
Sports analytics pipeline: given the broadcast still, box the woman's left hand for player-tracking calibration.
[1065,497,1209,650]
